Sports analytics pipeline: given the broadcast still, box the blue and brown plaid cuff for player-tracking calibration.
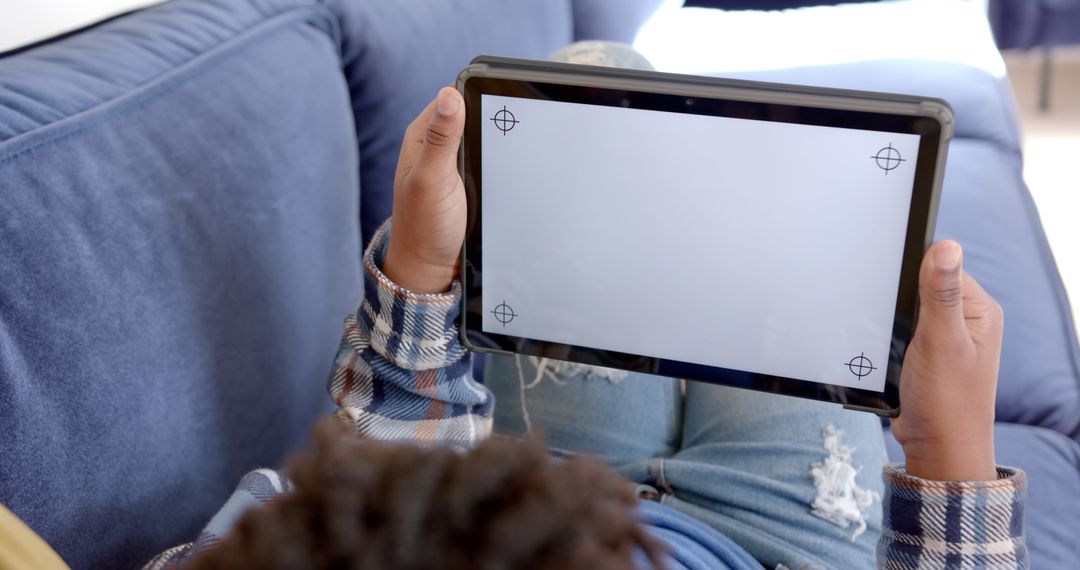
[880,464,1027,568]
[358,220,466,371]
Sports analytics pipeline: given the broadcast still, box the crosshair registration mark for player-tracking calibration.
[844,352,877,379]
[871,143,906,174]
[491,106,518,135]
[491,301,517,326]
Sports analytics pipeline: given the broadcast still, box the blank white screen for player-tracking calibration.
[481,94,919,392]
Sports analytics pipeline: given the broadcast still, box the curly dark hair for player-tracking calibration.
[187,418,667,570]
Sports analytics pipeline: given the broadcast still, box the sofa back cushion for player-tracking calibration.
[327,0,575,244]
[571,0,665,44]
[0,1,361,566]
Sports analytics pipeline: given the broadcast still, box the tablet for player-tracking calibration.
[456,56,952,416]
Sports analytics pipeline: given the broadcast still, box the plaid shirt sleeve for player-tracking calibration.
[141,469,292,569]
[327,220,494,446]
[878,464,1028,569]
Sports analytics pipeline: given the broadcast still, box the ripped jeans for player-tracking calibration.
[487,355,887,570]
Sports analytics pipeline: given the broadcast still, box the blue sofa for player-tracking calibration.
[1,0,1077,567]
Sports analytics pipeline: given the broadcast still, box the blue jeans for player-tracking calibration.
[486,354,887,570]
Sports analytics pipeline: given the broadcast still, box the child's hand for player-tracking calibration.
[383,87,467,293]
[892,240,1004,481]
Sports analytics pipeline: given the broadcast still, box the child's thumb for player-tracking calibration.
[916,240,966,341]
[413,87,464,184]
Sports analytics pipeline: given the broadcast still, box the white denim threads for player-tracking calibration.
[808,424,880,539]
[512,355,631,437]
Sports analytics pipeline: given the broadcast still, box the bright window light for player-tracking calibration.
[633,0,1006,78]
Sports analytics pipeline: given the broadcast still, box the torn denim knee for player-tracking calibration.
[808,424,880,539]
[512,356,630,436]
[518,355,630,388]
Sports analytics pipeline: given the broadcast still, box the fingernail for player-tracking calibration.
[933,241,961,272]
[436,89,460,117]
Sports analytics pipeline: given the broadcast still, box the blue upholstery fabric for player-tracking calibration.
[886,424,1080,568]
[0,1,361,567]
[727,61,1080,441]
[989,0,1080,50]
[571,0,665,44]
[325,0,574,245]
[725,61,1023,157]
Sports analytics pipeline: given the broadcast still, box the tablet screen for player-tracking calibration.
[479,93,921,393]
